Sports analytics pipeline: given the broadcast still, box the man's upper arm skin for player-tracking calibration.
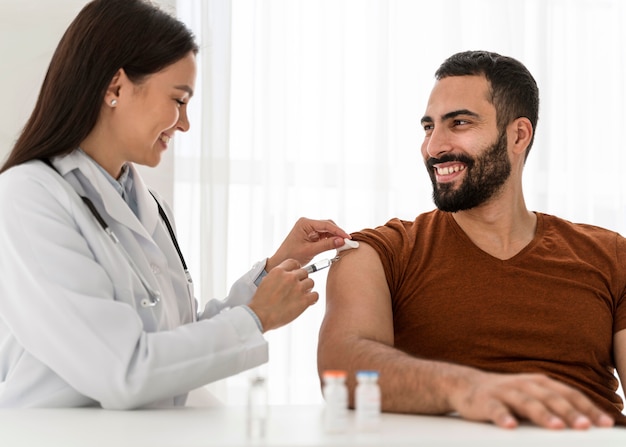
[317,242,393,386]
[318,241,469,414]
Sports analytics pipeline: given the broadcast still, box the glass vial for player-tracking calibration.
[247,375,268,440]
[322,370,349,433]
[355,370,381,431]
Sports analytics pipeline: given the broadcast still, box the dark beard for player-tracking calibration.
[427,131,510,212]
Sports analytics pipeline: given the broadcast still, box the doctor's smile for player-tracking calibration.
[159,134,171,146]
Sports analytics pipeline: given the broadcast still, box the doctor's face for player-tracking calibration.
[113,51,197,171]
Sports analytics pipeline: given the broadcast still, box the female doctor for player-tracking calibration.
[0,0,350,409]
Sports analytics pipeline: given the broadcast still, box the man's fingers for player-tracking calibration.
[539,379,614,429]
[487,400,519,429]
[498,377,612,429]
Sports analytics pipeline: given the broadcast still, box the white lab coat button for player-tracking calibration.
[151,264,161,275]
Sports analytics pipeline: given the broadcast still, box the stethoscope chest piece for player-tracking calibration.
[41,158,188,310]
[141,293,161,308]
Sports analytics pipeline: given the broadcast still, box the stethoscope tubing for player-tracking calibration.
[41,158,190,308]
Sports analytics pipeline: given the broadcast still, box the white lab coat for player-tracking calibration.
[0,151,268,409]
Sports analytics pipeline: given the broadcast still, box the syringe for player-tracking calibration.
[304,256,340,274]
[303,239,360,274]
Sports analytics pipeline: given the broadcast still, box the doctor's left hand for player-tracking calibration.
[265,217,350,272]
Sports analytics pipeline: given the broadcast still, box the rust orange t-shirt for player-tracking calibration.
[352,210,626,424]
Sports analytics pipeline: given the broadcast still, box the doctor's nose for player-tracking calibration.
[177,109,190,133]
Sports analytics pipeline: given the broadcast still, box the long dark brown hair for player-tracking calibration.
[1,0,198,174]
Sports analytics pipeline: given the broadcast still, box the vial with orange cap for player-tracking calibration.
[322,370,349,433]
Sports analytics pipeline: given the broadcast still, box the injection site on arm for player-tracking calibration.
[304,239,359,274]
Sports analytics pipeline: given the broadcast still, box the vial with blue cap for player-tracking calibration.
[355,370,381,431]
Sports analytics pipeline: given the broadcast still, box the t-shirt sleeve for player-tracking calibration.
[351,218,414,295]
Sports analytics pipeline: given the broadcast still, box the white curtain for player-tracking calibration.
[175,0,626,405]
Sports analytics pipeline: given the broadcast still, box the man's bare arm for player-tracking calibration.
[317,242,614,429]
[318,242,466,414]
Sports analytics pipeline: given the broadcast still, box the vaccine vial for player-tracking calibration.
[247,375,268,439]
[322,370,348,433]
[355,370,381,431]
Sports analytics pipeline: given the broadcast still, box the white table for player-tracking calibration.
[0,405,625,447]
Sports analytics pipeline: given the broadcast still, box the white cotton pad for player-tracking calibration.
[336,238,359,253]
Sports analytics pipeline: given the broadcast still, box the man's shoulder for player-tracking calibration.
[355,209,443,234]
[539,212,621,237]
[350,210,448,255]
[538,212,625,250]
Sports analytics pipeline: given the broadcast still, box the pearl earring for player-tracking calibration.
[111,99,118,106]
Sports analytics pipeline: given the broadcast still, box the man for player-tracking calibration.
[318,50,626,430]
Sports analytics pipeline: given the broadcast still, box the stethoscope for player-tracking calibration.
[42,158,191,308]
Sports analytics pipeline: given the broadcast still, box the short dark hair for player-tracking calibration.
[435,51,539,158]
[1,0,199,173]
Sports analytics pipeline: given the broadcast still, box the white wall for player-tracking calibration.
[0,0,176,205]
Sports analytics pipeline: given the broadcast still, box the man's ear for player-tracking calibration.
[103,68,126,106]
[509,117,533,156]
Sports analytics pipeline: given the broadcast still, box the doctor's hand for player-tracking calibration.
[265,217,351,272]
[247,259,317,332]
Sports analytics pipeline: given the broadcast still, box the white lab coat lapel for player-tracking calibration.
[53,151,188,328]
[126,167,191,326]
[129,163,159,238]
[54,151,158,241]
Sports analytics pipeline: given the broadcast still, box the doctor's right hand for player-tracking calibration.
[247,259,317,332]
